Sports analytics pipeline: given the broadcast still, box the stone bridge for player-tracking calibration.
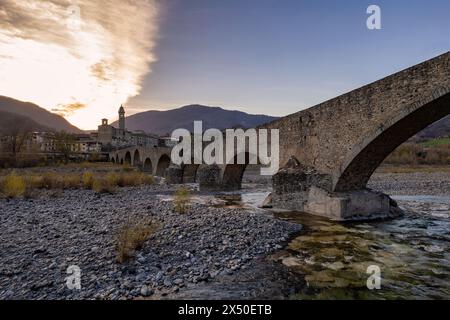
[109,52,450,220]
[196,52,450,220]
[109,146,172,177]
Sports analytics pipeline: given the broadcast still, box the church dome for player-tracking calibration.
[118,105,125,114]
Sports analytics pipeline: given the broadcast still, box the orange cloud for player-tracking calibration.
[51,102,87,117]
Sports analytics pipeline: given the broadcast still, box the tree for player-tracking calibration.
[54,131,76,163]
[0,114,33,166]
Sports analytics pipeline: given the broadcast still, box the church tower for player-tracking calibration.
[118,105,125,131]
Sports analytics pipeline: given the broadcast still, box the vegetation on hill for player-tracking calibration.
[384,137,450,165]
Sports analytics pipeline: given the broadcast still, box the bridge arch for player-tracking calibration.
[143,158,153,173]
[334,90,450,192]
[124,152,132,165]
[156,154,171,177]
[133,149,142,167]
[222,152,258,190]
[115,154,119,164]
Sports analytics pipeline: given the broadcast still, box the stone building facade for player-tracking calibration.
[97,105,159,151]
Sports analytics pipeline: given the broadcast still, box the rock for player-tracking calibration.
[259,193,273,208]
[140,285,153,297]
[163,278,172,287]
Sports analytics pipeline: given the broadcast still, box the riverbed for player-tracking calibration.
[0,169,449,300]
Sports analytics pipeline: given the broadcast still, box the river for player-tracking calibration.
[213,187,450,300]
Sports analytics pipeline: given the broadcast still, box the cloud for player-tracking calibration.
[51,102,87,117]
[0,0,161,129]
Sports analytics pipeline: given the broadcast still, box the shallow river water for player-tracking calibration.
[214,188,450,300]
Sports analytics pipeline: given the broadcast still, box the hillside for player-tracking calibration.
[111,104,278,135]
[0,110,50,134]
[413,115,450,141]
[0,96,83,133]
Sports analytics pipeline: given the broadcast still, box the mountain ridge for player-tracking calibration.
[111,104,279,135]
[0,96,83,133]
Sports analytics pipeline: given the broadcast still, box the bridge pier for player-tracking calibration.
[270,164,402,221]
[197,164,224,192]
[165,165,183,184]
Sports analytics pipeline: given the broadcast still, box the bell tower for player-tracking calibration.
[118,105,125,131]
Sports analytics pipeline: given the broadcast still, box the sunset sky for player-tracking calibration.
[1,0,450,130]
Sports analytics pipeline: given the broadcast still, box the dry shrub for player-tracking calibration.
[26,175,45,189]
[116,218,157,263]
[132,172,155,186]
[41,172,62,189]
[139,173,155,185]
[82,171,94,189]
[122,163,134,172]
[173,186,191,214]
[62,173,81,189]
[116,172,154,187]
[92,177,116,194]
[385,141,450,166]
[1,172,26,198]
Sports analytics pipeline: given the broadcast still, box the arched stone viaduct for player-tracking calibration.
[109,146,172,177]
[109,52,450,220]
[197,52,450,220]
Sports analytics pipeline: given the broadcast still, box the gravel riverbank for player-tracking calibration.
[0,185,300,300]
[368,171,450,196]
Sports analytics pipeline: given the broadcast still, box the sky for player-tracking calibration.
[1,0,450,130]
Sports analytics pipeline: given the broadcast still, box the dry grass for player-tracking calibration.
[62,161,117,169]
[116,218,158,263]
[173,186,191,214]
[0,172,27,198]
[0,168,155,198]
[116,172,155,187]
[82,171,94,189]
[385,142,450,166]
[92,177,116,194]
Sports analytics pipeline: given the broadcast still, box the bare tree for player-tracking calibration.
[0,114,33,166]
[53,131,76,163]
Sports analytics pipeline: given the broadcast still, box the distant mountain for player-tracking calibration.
[0,96,83,133]
[0,110,50,133]
[112,104,279,135]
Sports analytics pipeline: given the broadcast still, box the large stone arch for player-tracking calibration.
[133,149,142,167]
[143,158,153,173]
[156,154,171,177]
[124,152,132,165]
[334,91,450,191]
[221,152,258,190]
[115,154,119,164]
[262,52,450,219]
